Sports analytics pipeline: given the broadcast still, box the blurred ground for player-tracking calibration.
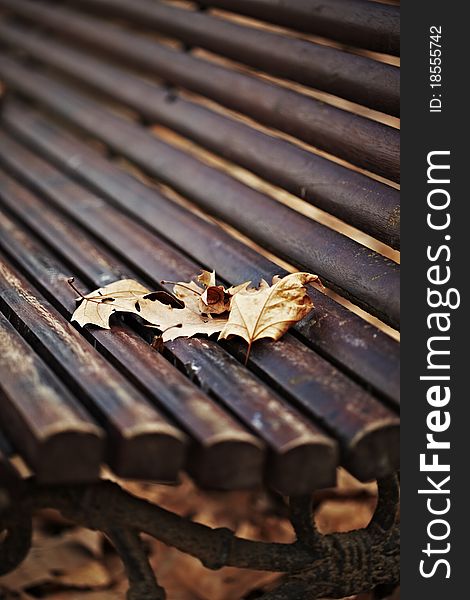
[0,470,398,600]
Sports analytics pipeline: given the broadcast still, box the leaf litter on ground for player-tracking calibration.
[1,472,380,600]
[70,270,321,362]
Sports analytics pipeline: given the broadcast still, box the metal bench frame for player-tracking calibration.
[1,474,399,599]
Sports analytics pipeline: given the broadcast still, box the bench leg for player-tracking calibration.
[105,527,166,600]
[1,475,399,599]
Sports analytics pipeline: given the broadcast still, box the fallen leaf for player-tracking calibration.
[315,498,376,534]
[173,270,237,315]
[44,592,121,600]
[138,303,228,342]
[226,281,252,296]
[0,529,111,592]
[71,279,152,329]
[71,278,228,341]
[200,285,230,315]
[54,561,111,589]
[219,273,318,361]
[70,272,319,349]
[171,279,206,314]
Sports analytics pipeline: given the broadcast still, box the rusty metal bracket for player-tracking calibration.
[1,474,399,599]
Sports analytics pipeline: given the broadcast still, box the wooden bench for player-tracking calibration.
[0,1,400,598]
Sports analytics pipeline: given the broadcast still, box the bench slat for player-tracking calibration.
[0,196,337,494]
[71,0,399,115]
[0,138,399,481]
[0,179,339,493]
[0,312,104,483]
[0,0,399,180]
[0,22,400,248]
[0,253,188,483]
[195,0,400,56]
[0,192,268,492]
[1,100,400,407]
[168,337,338,492]
[0,65,400,326]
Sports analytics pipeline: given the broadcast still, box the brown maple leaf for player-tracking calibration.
[135,300,228,341]
[218,273,319,362]
[69,272,320,353]
[70,278,227,341]
[70,279,153,329]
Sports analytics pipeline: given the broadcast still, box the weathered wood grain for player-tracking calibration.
[0,252,186,482]
[0,145,399,481]
[0,179,267,491]
[71,0,399,115]
[0,0,401,491]
[0,66,400,326]
[0,0,400,180]
[0,312,104,483]
[0,174,337,492]
[0,21,400,248]
[0,107,400,407]
[168,337,338,493]
[194,0,400,56]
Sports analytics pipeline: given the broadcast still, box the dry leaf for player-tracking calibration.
[71,279,153,329]
[0,529,111,592]
[70,272,319,349]
[137,303,228,342]
[200,285,230,315]
[71,278,228,341]
[173,270,234,315]
[219,273,318,361]
[315,498,376,534]
[171,279,205,314]
[226,281,252,296]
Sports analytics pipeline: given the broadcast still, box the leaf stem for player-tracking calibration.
[67,277,115,305]
[244,341,252,366]
[161,280,203,296]
[67,277,88,300]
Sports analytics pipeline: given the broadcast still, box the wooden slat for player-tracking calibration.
[195,0,400,56]
[0,173,339,494]
[1,102,400,407]
[0,139,399,481]
[0,0,400,180]
[71,0,399,115]
[0,69,400,327]
[0,22,400,248]
[0,252,187,483]
[168,338,338,493]
[0,204,265,492]
[0,312,104,483]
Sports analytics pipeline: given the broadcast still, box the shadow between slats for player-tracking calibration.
[0,0,400,181]
[0,64,401,326]
[0,250,187,483]
[0,141,399,482]
[0,100,400,406]
[0,175,340,494]
[0,20,400,248]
